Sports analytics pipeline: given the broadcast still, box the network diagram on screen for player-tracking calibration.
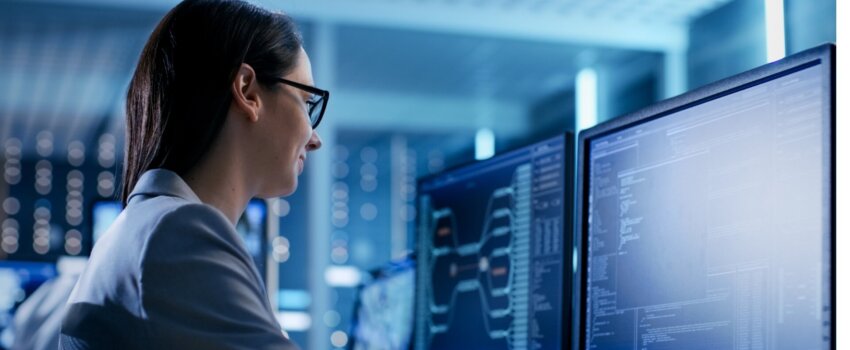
[416,136,566,350]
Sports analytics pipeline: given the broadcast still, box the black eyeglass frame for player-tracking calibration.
[271,77,329,129]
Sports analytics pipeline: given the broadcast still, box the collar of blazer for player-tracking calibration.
[128,168,202,205]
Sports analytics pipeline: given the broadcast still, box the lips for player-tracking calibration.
[297,155,305,174]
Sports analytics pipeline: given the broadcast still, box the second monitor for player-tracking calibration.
[415,134,573,350]
[576,44,835,350]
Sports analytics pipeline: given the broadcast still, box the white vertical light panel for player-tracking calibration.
[308,22,335,350]
[475,128,495,160]
[389,135,408,260]
[764,0,786,62]
[576,68,598,131]
[663,50,688,98]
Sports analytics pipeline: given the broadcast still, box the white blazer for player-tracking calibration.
[60,169,296,350]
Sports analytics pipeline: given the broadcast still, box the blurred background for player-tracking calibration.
[0,0,836,349]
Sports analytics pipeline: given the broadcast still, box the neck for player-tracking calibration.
[182,144,254,226]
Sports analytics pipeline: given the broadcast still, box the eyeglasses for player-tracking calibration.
[272,77,329,129]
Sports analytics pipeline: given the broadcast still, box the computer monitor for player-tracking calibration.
[91,198,270,282]
[237,199,269,282]
[0,261,58,342]
[92,200,122,243]
[576,44,835,349]
[415,134,573,350]
[349,259,416,350]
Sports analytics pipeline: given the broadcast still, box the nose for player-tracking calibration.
[306,130,322,152]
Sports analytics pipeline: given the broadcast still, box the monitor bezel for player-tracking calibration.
[574,43,835,350]
[414,132,574,350]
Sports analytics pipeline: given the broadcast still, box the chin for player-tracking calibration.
[258,176,297,198]
[279,185,297,197]
[277,181,298,197]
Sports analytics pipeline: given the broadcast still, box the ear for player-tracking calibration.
[231,63,262,122]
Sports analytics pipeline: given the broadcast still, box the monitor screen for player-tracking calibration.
[415,134,571,350]
[0,261,57,342]
[238,199,268,281]
[351,261,416,350]
[580,47,833,349]
[92,200,122,243]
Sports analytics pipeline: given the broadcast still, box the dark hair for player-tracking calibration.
[121,0,302,205]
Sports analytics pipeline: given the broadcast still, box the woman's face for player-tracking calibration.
[254,48,322,197]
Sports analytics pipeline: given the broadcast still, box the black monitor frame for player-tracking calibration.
[573,43,835,350]
[415,131,574,350]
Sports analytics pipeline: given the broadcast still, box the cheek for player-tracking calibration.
[273,104,311,157]
[283,105,313,145]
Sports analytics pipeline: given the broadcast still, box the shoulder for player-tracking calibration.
[141,201,244,263]
[137,201,261,309]
[152,202,233,236]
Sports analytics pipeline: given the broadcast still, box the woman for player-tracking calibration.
[60,1,322,349]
